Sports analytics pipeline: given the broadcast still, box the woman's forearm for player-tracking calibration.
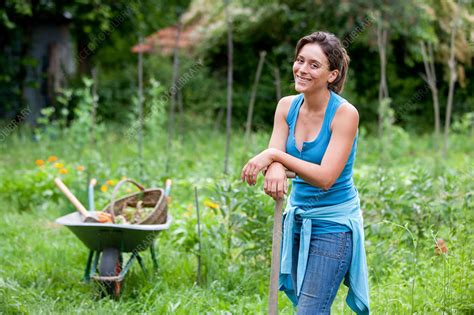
[269,149,332,190]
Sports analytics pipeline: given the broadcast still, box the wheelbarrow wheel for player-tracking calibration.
[99,247,123,299]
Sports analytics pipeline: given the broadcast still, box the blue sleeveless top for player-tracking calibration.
[285,91,358,234]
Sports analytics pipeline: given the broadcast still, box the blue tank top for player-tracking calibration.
[286,91,358,234]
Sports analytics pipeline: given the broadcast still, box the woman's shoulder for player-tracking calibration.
[330,92,358,119]
[277,94,301,122]
[331,100,359,131]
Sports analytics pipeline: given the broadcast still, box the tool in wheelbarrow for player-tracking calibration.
[55,178,172,299]
[88,178,97,211]
[54,177,111,223]
[266,170,296,315]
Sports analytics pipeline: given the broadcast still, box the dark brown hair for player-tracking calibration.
[294,31,350,93]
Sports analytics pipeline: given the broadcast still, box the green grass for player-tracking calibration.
[0,126,473,314]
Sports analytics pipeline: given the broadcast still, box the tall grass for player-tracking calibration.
[0,126,472,314]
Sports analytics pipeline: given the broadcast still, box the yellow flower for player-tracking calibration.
[48,156,58,162]
[76,165,85,172]
[54,163,64,169]
[35,159,45,166]
[204,199,219,210]
[100,185,108,193]
[183,206,192,217]
[106,180,115,186]
[121,176,127,180]
[59,168,68,174]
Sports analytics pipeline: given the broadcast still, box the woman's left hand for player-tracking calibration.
[241,149,275,185]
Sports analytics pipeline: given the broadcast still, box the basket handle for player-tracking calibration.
[108,178,146,222]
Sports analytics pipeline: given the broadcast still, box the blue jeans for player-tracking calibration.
[292,232,353,315]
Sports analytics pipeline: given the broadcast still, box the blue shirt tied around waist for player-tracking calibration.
[279,196,370,314]
[279,92,370,314]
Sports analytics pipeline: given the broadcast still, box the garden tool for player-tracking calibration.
[88,178,97,211]
[268,170,296,315]
[54,178,111,223]
[164,179,172,202]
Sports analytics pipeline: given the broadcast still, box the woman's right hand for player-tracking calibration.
[264,162,288,200]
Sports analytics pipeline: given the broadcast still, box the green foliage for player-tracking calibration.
[452,111,474,135]
[143,78,167,136]
[0,124,473,313]
[35,77,106,152]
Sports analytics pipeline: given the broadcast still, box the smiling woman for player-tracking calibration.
[241,31,370,314]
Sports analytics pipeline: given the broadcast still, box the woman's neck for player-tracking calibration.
[303,89,331,113]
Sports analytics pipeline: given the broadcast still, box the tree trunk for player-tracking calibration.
[224,1,233,175]
[137,36,144,179]
[214,107,224,133]
[443,4,459,158]
[91,67,98,145]
[166,20,183,173]
[177,88,185,139]
[245,51,266,139]
[420,41,441,150]
[377,21,389,137]
[273,65,282,102]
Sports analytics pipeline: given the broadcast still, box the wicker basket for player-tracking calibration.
[102,178,167,225]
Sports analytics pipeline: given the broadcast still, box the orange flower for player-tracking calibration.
[435,239,448,255]
[106,180,115,186]
[54,163,64,169]
[35,159,45,166]
[76,165,85,172]
[100,185,108,193]
[59,168,68,174]
[48,156,58,162]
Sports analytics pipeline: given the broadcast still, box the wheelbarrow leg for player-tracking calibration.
[150,241,158,270]
[120,252,137,278]
[83,250,94,282]
[136,253,149,279]
[91,250,100,276]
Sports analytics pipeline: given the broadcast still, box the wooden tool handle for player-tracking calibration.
[165,179,172,197]
[89,178,97,187]
[54,178,90,217]
[268,170,295,315]
[269,198,284,315]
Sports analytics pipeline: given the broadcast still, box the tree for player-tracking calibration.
[224,0,233,175]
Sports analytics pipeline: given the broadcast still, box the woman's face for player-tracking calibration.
[293,43,337,93]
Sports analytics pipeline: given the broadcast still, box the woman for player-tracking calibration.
[241,31,370,314]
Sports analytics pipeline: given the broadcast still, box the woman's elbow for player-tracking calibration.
[321,175,337,191]
[321,181,333,191]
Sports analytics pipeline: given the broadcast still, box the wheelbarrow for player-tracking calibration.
[55,179,172,298]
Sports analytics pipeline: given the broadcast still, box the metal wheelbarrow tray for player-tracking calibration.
[55,211,172,298]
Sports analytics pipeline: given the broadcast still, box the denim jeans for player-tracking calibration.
[292,231,353,315]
